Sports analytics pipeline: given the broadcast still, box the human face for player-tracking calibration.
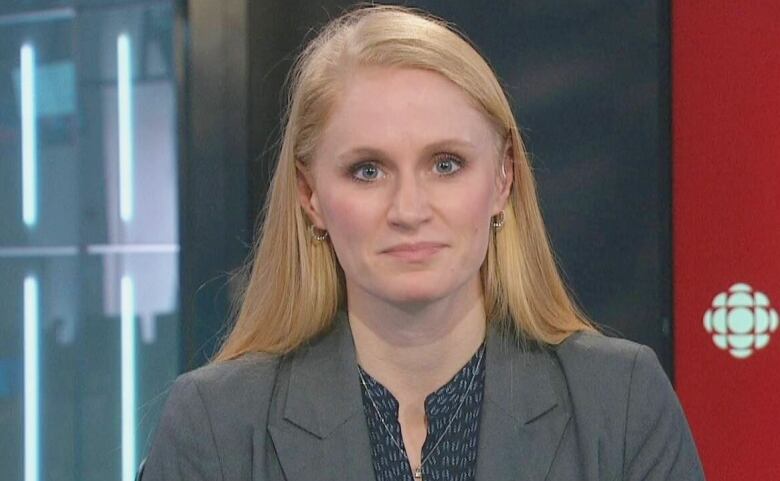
[298,66,512,307]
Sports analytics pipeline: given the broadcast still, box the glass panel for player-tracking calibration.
[0,2,179,480]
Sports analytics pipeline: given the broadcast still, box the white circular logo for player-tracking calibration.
[703,283,779,359]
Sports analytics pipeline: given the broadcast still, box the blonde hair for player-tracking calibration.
[213,5,598,361]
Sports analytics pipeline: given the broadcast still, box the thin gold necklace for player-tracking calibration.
[357,345,485,481]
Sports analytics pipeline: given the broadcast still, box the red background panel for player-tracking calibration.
[673,2,780,479]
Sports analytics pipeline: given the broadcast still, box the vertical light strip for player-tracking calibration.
[24,275,40,481]
[21,43,37,227]
[117,33,134,223]
[120,275,136,481]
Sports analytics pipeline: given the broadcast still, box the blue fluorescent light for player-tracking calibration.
[0,7,75,27]
[21,43,37,227]
[121,275,137,481]
[24,275,40,481]
[117,34,134,223]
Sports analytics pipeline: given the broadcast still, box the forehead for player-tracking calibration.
[317,66,499,155]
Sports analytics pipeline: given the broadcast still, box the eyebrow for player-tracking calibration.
[336,138,478,161]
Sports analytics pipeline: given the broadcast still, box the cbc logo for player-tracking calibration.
[703,283,779,359]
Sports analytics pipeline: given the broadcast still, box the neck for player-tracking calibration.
[347,277,487,406]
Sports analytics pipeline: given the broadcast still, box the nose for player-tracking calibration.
[386,171,433,230]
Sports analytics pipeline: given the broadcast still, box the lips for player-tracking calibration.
[382,242,447,261]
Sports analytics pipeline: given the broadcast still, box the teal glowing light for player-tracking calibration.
[117,33,134,223]
[121,275,137,481]
[24,275,40,481]
[21,43,37,227]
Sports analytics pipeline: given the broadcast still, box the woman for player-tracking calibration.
[143,5,705,481]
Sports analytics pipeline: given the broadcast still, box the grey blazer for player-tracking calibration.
[142,311,705,481]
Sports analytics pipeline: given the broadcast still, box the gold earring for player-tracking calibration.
[491,211,505,231]
[309,224,328,241]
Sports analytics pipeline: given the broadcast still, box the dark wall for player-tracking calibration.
[178,0,251,369]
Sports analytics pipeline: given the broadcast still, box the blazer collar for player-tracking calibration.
[267,310,570,481]
[476,325,571,480]
[266,310,375,481]
[282,309,364,438]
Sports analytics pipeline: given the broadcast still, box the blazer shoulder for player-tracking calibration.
[549,332,705,479]
[555,330,669,387]
[166,353,283,443]
[555,330,646,367]
[180,353,282,418]
[183,353,281,393]
[551,330,659,415]
[143,354,284,480]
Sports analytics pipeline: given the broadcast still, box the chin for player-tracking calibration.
[350,266,475,306]
[377,279,453,305]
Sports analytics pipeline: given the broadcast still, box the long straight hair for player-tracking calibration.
[213,5,598,362]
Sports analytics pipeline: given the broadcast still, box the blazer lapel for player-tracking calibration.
[265,310,376,481]
[475,326,571,481]
[264,312,571,481]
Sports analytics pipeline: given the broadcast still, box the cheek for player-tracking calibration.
[447,183,494,263]
[450,183,494,232]
[319,190,379,248]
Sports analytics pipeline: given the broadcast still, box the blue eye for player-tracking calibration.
[351,162,383,182]
[434,155,464,175]
[349,154,464,183]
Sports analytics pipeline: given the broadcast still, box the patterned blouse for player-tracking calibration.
[357,343,487,481]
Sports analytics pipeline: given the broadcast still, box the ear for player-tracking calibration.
[295,161,327,229]
[493,137,514,215]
